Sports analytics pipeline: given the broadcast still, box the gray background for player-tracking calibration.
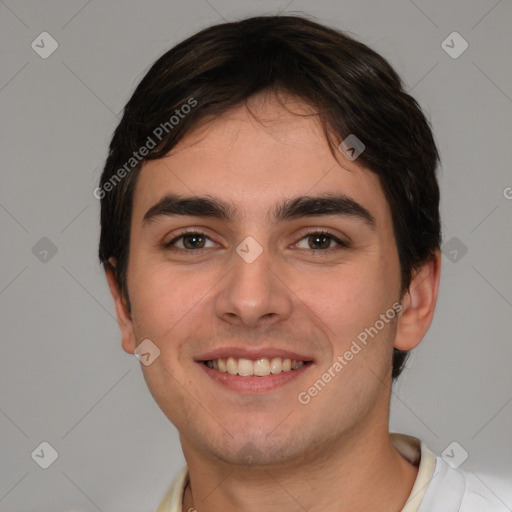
[1,0,511,510]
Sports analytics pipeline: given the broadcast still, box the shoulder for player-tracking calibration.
[155,466,189,512]
[419,456,511,512]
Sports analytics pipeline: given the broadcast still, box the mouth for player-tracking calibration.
[197,354,314,393]
[202,356,313,377]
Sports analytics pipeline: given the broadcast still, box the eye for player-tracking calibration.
[162,229,350,255]
[295,230,349,253]
[163,229,217,251]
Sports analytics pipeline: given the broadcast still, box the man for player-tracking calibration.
[97,15,508,512]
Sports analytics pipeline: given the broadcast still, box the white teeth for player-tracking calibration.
[226,356,238,375]
[253,358,270,376]
[218,358,227,372]
[205,357,306,376]
[270,357,282,374]
[237,358,253,376]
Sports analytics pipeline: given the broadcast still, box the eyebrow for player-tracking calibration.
[142,193,376,229]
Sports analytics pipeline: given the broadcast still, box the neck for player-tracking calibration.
[181,427,418,512]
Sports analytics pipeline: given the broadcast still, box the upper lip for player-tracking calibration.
[196,347,314,362]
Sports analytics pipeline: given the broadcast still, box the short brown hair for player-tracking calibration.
[98,15,441,379]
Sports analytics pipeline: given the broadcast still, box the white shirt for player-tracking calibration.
[155,433,510,511]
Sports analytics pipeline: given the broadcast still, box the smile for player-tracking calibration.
[203,357,311,377]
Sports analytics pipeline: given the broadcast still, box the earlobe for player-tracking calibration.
[105,259,137,354]
[394,250,441,351]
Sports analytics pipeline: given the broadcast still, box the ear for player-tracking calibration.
[105,258,137,355]
[394,250,441,351]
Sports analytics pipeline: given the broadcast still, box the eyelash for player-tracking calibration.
[163,228,350,256]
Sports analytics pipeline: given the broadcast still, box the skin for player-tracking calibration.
[106,93,441,512]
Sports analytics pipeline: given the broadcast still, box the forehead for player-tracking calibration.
[132,96,391,227]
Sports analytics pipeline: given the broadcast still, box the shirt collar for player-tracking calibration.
[156,434,437,512]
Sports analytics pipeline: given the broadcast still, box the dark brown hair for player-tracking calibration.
[98,15,441,379]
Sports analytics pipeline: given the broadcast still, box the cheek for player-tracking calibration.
[127,258,212,340]
[294,262,390,339]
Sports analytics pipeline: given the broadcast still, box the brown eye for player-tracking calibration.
[307,234,332,250]
[164,230,216,251]
[181,233,207,249]
[295,231,348,252]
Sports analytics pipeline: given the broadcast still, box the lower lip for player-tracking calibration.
[197,362,313,393]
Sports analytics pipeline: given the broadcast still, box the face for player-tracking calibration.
[109,95,429,468]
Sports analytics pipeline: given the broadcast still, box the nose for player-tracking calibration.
[213,242,293,329]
